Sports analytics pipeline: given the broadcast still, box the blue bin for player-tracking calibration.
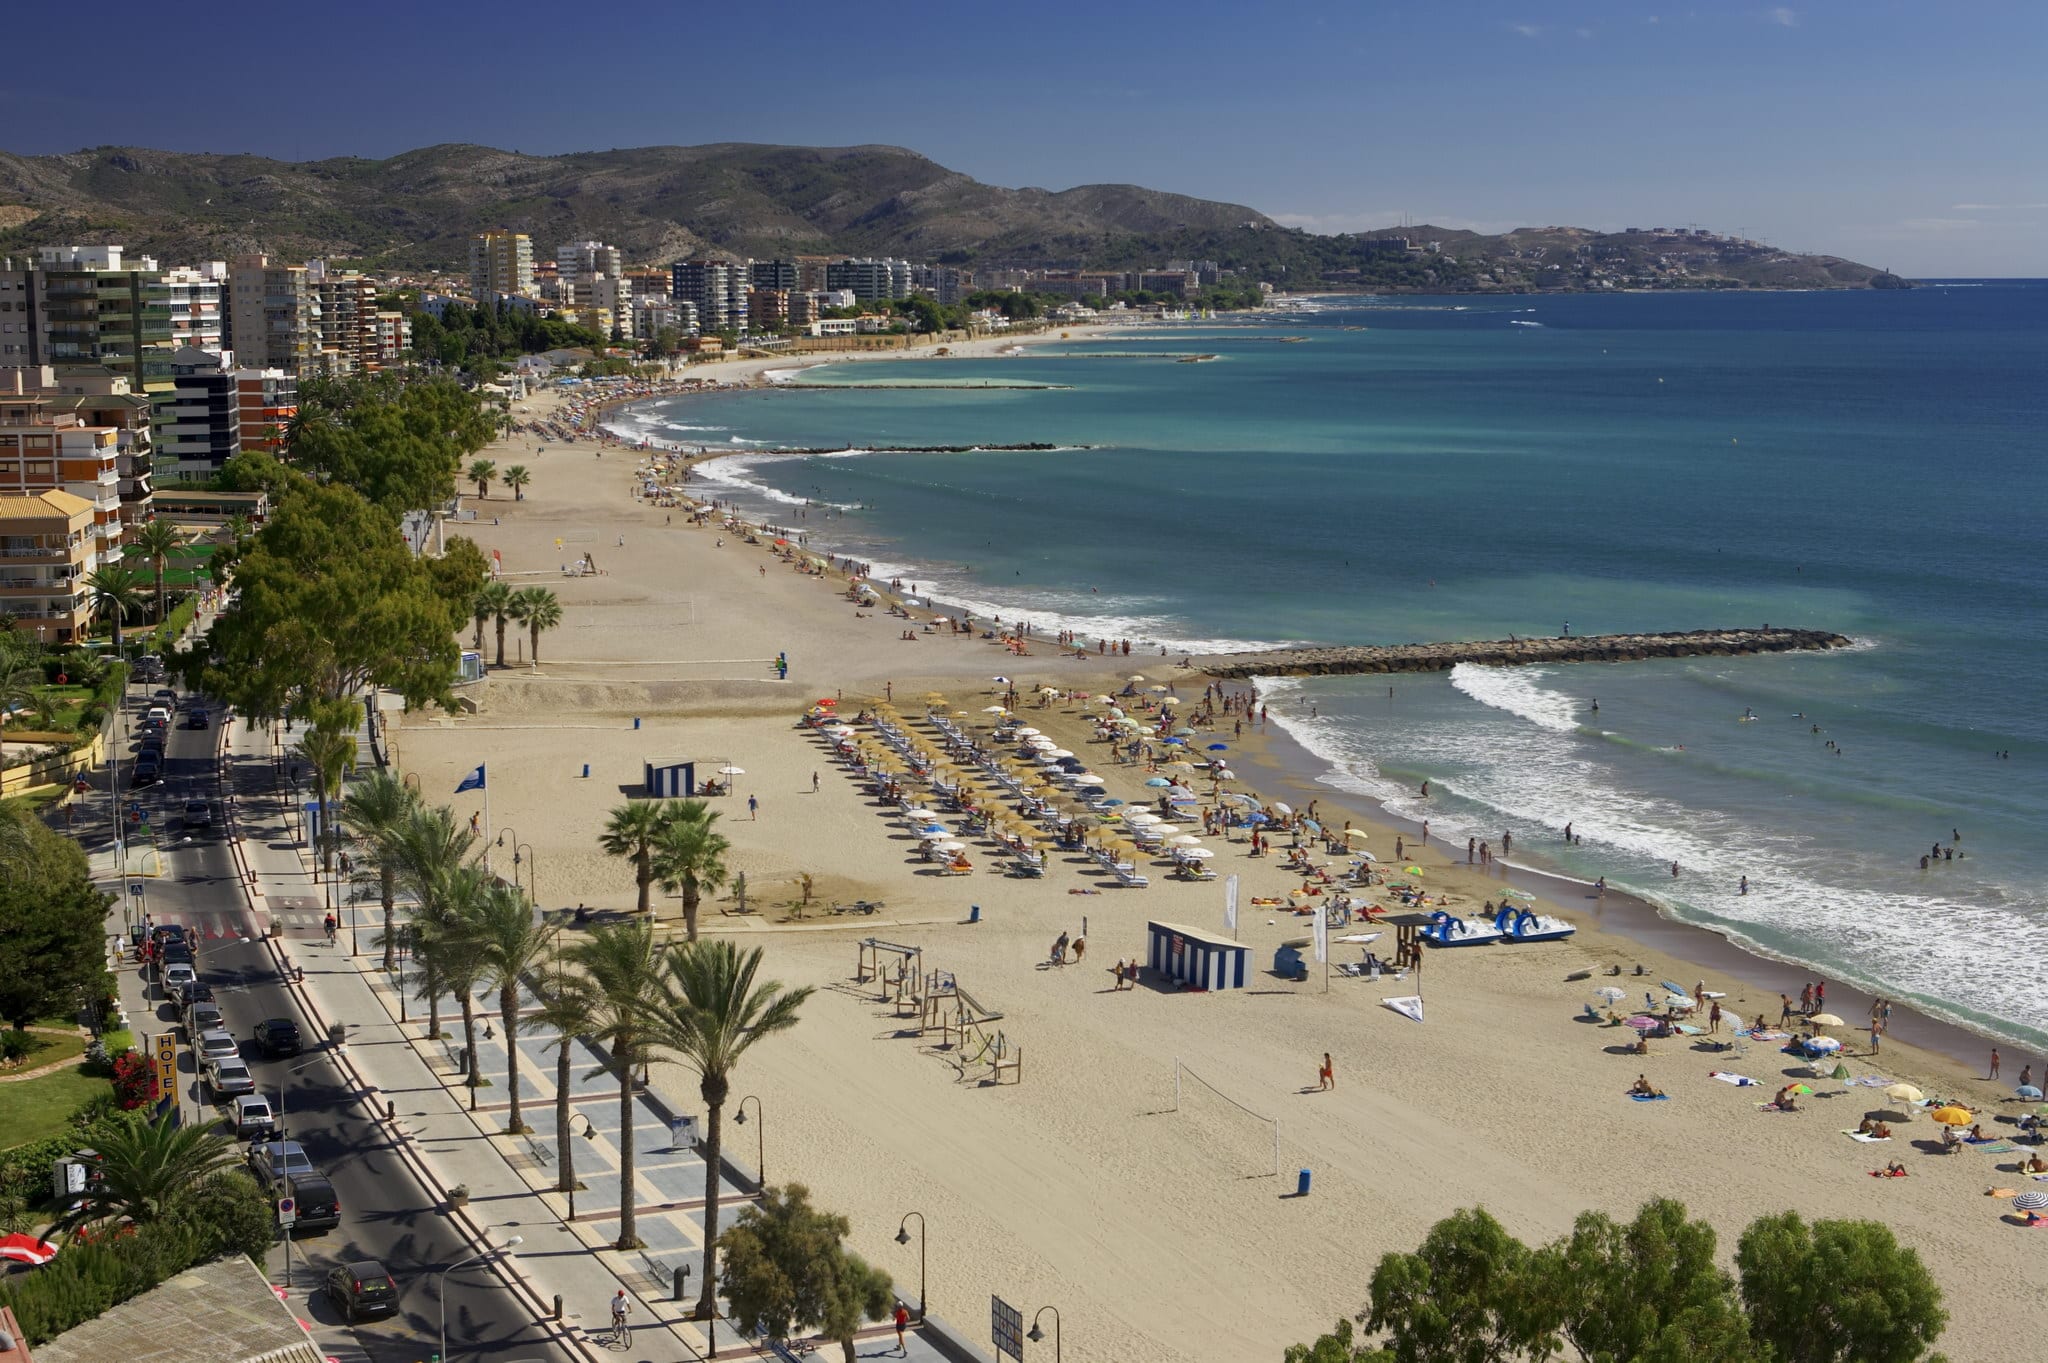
[968,905,982,923]
[1297,1168,1312,1197]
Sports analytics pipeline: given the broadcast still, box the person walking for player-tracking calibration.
[894,1302,911,1353]
[1317,1052,1334,1092]
[811,770,820,793]
[1990,1048,2001,1080]
[747,793,759,820]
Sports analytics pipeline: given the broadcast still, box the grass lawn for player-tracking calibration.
[0,1065,110,1151]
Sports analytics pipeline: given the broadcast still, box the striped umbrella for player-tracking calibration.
[2012,1190,2048,1212]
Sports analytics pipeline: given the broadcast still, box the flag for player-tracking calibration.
[1311,902,1329,964]
[1223,874,1239,936]
[455,764,486,794]
[1381,996,1425,1024]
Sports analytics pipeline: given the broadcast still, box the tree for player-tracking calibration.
[477,579,516,669]
[525,966,598,1196]
[472,882,558,1134]
[425,865,494,1104]
[1530,1199,1757,1363]
[191,482,464,719]
[85,565,146,651]
[649,800,729,942]
[1286,1320,1390,1363]
[0,814,110,1031]
[719,1184,892,1362]
[656,939,813,1322]
[1365,1207,1548,1363]
[173,1169,275,1263]
[599,800,675,916]
[52,1111,242,1238]
[296,706,358,873]
[513,587,562,667]
[127,519,182,625]
[425,535,491,620]
[0,660,43,775]
[285,373,494,512]
[569,920,667,1250]
[1735,1213,1947,1363]
[340,770,420,972]
[386,804,478,1041]
[469,459,497,500]
[502,464,531,501]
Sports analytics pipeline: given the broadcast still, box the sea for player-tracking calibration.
[607,284,2048,1049]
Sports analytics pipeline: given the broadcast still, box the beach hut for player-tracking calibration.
[643,757,696,798]
[1147,921,1248,992]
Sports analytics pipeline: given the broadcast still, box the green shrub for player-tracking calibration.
[0,1031,36,1064]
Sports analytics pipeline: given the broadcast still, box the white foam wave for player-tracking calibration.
[1510,320,1546,327]
[1449,665,1583,733]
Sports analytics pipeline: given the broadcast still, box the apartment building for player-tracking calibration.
[670,259,739,332]
[749,260,798,292]
[825,258,912,303]
[0,246,174,399]
[373,310,411,366]
[0,488,99,642]
[40,367,155,538]
[236,368,297,456]
[470,231,535,300]
[156,347,241,480]
[226,255,319,374]
[633,298,691,339]
[0,377,128,561]
[747,289,789,330]
[314,269,382,373]
[154,264,225,351]
[558,240,624,298]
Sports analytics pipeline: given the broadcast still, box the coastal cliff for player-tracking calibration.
[1192,627,1852,679]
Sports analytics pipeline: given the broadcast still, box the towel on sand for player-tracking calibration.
[1709,1071,1757,1086]
[1843,1131,1892,1143]
[1970,1140,2018,1153]
[1629,1092,1670,1102]
[1756,1102,1796,1113]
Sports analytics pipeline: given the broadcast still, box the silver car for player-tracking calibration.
[197,1029,239,1066]
[208,1055,255,1098]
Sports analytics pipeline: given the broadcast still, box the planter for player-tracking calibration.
[448,1185,470,1208]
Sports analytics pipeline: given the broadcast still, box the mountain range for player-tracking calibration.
[0,141,1900,291]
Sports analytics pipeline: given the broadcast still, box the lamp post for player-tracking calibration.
[565,1113,596,1220]
[496,828,538,902]
[439,1235,523,1363]
[894,1211,926,1321]
[732,1094,764,1187]
[1027,1305,1061,1363]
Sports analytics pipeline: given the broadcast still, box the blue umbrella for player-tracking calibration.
[1101,798,1124,807]
[2019,1084,2045,1100]
[1247,812,1271,825]
[1207,743,1229,751]
[1162,737,1187,746]
[1144,777,1171,787]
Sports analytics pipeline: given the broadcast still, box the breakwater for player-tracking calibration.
[1192,627,1852,678]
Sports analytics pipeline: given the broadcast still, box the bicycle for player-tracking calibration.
[600,1310,632,1349]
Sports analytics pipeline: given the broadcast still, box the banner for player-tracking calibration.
[1223,874,1239,936]
[1311,901,1328,964]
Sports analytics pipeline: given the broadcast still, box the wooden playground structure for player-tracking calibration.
[854,938,1020,1084]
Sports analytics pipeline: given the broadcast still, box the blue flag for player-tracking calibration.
[455,763,487,794]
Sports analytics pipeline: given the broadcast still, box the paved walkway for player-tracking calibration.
[231,718,963,1363]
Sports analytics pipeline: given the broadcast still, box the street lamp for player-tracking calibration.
[732,1094,764,1187]
[439,1234,523,1363]
[274,1049,335,1290]
[496,829,538,903]
[894,1211,926,1321]
[564,1114,597,1220]
[1027,1305,1061,1362]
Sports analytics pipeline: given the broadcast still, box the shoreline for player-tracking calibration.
[591,336,2040,1068]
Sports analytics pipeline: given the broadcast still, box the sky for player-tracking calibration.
[6,0,2044,275]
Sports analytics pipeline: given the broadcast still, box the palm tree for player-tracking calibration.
[341,770,420,972]
[85,564,146,651]
[650,799,730,942]
[469,458,497,500]
[600,800,676,916]
[52,1110,242,1238]
[296,722,357,872]
[478,579,516,668]
[525,965,598,1195]
[513,587,562,667]
[656,940,813,1321]
[470,583,497,651]
[127,519,182,624]
[502,464,531,501]
[0,661,42,779]
[427,864,494,1105]
[473,882,559,1134]
[387,804,478,1041]
[569,920,668,1250]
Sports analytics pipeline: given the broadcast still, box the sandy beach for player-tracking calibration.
[388,354,2048,1363]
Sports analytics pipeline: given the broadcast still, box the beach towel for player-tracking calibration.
[2033,1174,2048,1182]
[1629,1093,1670,1102]
[1970,1140,2018,1154]
[1749,1029,1791,1041]
[1846,1075,1896,1088]
[1755,1102,1795,1113]
[1868,1169,1908,1178]
[1843,1131,1892,1143]
[1987,1187,2016,1197]
[1708,1071,1758,1087]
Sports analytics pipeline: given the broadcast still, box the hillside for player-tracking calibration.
[0,142,1903,291]
[0,142,1270,271]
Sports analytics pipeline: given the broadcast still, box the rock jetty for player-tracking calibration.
[1192,627,1852,679]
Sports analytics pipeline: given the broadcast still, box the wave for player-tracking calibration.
[1510,320,1546,327]
[1449,665,1584,733]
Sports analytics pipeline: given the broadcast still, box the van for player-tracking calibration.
[232,1095,277,1140]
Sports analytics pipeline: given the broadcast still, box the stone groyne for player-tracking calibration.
[1192,628,1853,679]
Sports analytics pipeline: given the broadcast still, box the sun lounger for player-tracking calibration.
[1113,867,1149,888]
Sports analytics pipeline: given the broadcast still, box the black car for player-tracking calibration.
[280,1173,341,1232]
[129,757,160,789]
[173,977,214,1010]
[324,1261,397,1321]
[251,1017,302,1058]
[182,710,209,729]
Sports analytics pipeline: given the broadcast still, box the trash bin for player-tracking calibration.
[968,905,982,923]
[1296,1168,1312,1197]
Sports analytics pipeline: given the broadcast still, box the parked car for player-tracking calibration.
[231,1094,278,1141]
[250,1018,302,1059]
[248,1140,319,1188]
[174,977,214,1011]
[144,706,171,728]
[280,1174,342,1232]
[161,960,197,994]
[152,688,178,707]
[196,1029,239,1067]
[324,1262,398,1321]
[207,1055,255,1098]
[185,1002,225,1039]
[129,755,161,789]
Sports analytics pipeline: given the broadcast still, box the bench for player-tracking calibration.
[522,1133,555,1167]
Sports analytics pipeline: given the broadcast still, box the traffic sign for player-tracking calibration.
[130,883,145,898]
[277,1196,296,1228]
[991,1295,1023,1362]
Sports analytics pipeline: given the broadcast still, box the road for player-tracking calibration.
[101,678,573,1363]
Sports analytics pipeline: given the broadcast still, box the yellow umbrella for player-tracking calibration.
[1343,828,1371,844]
[1929,1107,1972,1126]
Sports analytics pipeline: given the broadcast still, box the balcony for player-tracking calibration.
[0,545,69,563]
[0,576,70,594]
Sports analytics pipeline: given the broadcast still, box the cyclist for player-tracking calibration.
[322,913,337,945]
[609,1289,632,1343]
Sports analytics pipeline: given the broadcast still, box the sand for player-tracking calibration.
[388,354,2048,1363]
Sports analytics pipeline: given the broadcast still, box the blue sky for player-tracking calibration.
[7,0,2042,274]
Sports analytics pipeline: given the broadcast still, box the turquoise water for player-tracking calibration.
[610,286,2048,1046]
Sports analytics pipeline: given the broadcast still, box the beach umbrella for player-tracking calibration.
[1207,743,1229,751]
[1885,1082,1924,1104]
[1181,847,1215,860]
[1128,674,1146,682]
[1808,1012,1845,1028]
[1405,865,1425,877]
[901,807,934,819]
[1150,685,1170,693]
[1594,986,1628,1003]
[0,1234,56,1266]
[982,705,1009,714]
[2013,1190,2048,1213]
[1273,802,1293,816]
[1803,1035,1842,1053]
[1014,727,1041,737]
[815,698,838,707]
[1144,777,1170,787]
[1787,1083,1814,1096]
[935,840,967,852]
[1170,834,1203,846]
[1929,1106,1972,1126]
[1040,685,1061,695]
[1831,1064,1852,1081]
[2018,1084,2045,1100]
[993,676,1011,684]
[1343,828,1371,844]
[1623,1015,1660,1031]
[719,765,745,776]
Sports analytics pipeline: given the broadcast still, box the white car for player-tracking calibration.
[196,1029,239,1066]
[208,1055,255,1098]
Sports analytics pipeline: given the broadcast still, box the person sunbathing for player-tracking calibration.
[1881,1161,1908,1177]
[1968,1123,1990,1142]
[1630,1075,1663,1098]
[2026,1153,2048,1174]
[1856,1117,1880,1135]
[1774,1087,1800,1111]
